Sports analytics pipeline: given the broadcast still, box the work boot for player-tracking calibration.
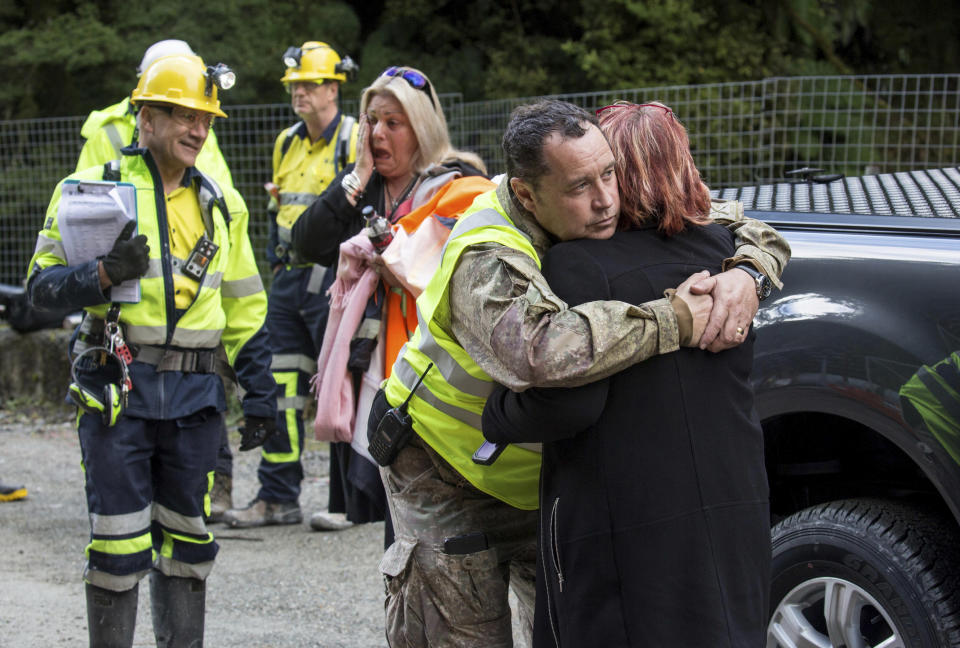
[86,582,138,648]
[0,479,27,502]
[309,511,354,532]
[205,472,232,524]
[150,571,205,648]
[222,498,302,528]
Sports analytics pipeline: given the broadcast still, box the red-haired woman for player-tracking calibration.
[482,102,771,647]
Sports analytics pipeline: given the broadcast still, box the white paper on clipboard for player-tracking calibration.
[58,180,140,303]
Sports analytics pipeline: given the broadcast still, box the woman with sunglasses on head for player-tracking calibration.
[291,66,488,546]
[481,101,772,647]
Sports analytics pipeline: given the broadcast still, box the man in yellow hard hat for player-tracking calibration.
[76,40,240,524]
[224,41,359,529]
[75,39,235,189]
[27,53,276,646]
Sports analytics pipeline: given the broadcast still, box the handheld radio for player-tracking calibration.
[368,363,433,466]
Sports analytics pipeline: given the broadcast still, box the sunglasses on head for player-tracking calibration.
[381,67,438,109]
[596,102,675,118]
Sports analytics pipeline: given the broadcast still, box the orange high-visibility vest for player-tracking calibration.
[383,175,496,377]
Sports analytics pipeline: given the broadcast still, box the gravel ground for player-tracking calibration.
[0,407,387,647]
[0,407,529,647]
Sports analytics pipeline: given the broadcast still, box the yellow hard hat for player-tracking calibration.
[137,39,195,76]
[131,54,232,118]
[280,41,356,85]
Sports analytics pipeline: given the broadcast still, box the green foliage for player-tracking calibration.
[561,0,779,89]
[1,0,958,118]
[0,0,362,118]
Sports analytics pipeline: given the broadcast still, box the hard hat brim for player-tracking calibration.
[280,70,346,84]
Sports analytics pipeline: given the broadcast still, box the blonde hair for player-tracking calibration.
[360,67,486,175]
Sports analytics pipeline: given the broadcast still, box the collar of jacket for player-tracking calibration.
[496,176,554,260]
[292,109,344,144]
[119,146,203,189]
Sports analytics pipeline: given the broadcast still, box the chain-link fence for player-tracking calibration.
[3,74,959,286]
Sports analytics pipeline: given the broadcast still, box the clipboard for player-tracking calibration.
[58,179,140,303]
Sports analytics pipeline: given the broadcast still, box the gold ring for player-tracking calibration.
[736,326,744,335]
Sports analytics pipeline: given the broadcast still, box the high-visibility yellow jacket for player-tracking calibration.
[267,113,358,264]
[28,148,274,419]
[76,97,235,190]
[384,189,542,510]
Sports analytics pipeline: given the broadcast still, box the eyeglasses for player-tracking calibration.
[596,102,675,118]
[381,67,437,109]
[151,104,215,130]
[285,80,329,94]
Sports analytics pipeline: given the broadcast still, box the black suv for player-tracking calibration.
[714,167,960,648]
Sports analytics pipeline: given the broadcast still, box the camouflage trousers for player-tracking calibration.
[378,436,537,647]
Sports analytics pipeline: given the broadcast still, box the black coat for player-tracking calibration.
[483,223,770,648]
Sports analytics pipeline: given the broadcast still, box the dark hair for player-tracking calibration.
[502,100,597,189]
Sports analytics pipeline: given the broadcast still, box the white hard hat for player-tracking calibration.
[138,39,196,76]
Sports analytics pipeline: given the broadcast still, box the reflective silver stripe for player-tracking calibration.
[278,395,309,410]
[353,318,379,340]
[306,264,328,293]
[167,257,222,289]
[221,275,263,298]
[169,328,223,347]
[104,122,126,156]
[272,354,316,373]
[279,192,319,206]
[202,270,223,290]
[90,506,151,535]
[395,357,483,429]
[84,567,148,593]
[441,207,517,258]
[156,556,214,581]
[33,234,66,260]
[124,324,169,345]
[415,303,492,398]
[278,225,292,245]
[146,258,164,278]
[153,503,206,536]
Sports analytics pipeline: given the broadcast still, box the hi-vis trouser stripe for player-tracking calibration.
[86,505,154,590]
[154,503,216,580]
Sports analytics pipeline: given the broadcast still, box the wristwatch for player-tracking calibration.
[735,263,772,301]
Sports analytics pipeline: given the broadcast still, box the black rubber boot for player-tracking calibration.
[149,571,206,648]
[85,582,138,648]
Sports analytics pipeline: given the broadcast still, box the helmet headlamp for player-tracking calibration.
[282,46,302,69]
[205,63,236,96]
[335,56,359,82]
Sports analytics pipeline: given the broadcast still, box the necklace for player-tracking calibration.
[382,175,419,222]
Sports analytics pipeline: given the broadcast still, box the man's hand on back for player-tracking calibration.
[690,269,759,352]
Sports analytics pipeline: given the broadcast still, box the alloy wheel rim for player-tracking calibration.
[766,576,905,648]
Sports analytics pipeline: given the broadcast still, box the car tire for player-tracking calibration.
[767,498,960,648]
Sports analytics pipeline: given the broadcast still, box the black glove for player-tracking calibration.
[239,415,277,451]
[101,221,149,285]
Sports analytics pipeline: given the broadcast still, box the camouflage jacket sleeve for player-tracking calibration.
[447,243,678,391]
[711,200,790,288]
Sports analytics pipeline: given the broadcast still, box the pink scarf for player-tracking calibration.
[310,234,380,442]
